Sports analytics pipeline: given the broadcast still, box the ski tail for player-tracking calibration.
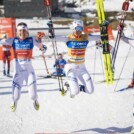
[112,1,130,70]
[96,0,105,24]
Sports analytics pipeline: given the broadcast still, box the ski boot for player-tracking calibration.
[79,85,86,92]
[62,81,69,96]
[10,101,17,112]
[64,82,69,90]
[128,79,134,88]
[7,69,10,77]
[33,100,40,111]
[3,70,6,76]
[61,89,65,96]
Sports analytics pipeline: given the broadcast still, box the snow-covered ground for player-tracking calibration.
[60,0,134,17]
[0,28,134,134]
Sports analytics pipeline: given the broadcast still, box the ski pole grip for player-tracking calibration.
[44,0,51,6]
[122,2,129,11]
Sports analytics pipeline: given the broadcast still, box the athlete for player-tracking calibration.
[52,53,66,76]
[63,20,94,98]
[1,34,11,76]
[0,22,45,112]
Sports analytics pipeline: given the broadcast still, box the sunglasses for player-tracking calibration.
[75,26,83,31]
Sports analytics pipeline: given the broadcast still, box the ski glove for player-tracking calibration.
[36,32,45,42]
[47,20,55,39]
[96,40,101,46]
[117,24,124,33]
[95,40,102,49]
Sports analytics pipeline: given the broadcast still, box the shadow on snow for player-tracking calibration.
[0,88,59,96]
[73,126,132,133]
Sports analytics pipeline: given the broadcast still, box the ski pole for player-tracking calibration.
[114,46,131,92]
[39,37,49,74]
[44,0,64,93]
[42,51,49,74]
[93,45,97,82]
[112,15,125,69]
[47,20,64,92]
[112,1,130,70]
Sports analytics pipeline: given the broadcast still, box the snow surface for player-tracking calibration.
[0,28,134,134]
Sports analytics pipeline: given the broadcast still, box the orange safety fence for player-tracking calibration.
[84,25,114,41]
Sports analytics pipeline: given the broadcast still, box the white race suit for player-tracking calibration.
[57,33,94,96]
[0,37,41,103]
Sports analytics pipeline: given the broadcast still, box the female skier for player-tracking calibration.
[64,20,94,98]
[0,22,46,112]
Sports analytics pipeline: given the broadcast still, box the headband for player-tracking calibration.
[17,25,28,31]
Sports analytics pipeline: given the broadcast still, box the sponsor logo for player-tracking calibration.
[71,50,85,55]
[14,39,19,43]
